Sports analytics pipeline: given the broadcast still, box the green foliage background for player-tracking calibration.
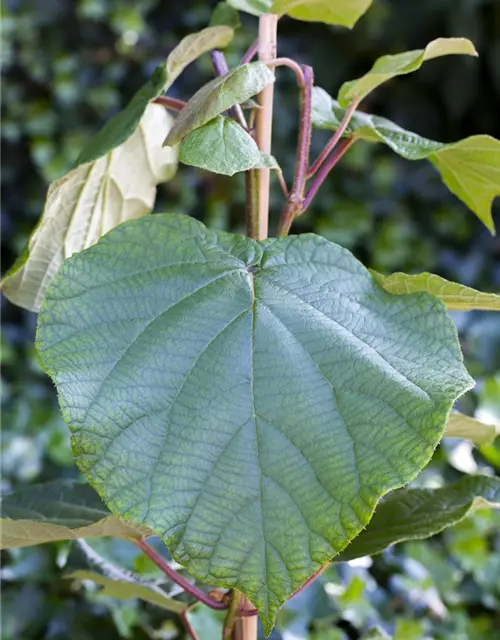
[2,0,500,638]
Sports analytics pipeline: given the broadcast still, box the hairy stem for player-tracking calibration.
[210,50,247,129]
[152,96,186,111]
[268,57,305,87]
[248,13,278,241]
[303,137,355,213]
[276,64,313,237]
[135,539,227,611]
[241,39,258,64]
[307,100,359,177]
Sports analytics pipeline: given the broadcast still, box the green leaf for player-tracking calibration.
[76,64,170,165]
[444,413,498,446]
[227,0,272,16]
[210,2,241,29]
[335,475,500,562]
[66,570,187,613]
[165,26,234,91]
[338,38,477,106]
[361,628,392,640]
[36,214,473,633]
[179,116,262,175]
[312,88,500,232]
[1,105,177,312]
[271,0,372,27]
[165,62,275,146]
[371,271,500,311]
[0,481,150,549]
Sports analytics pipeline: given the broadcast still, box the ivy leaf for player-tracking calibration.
[0,481,150,549]
[444,413,498,446]
[312,88,500,232]
[164,62,275,146]
[371,271,500,311]
[227,0,272,16]
[1,105,177,312]
[36,214,473,633]
[335,475,500,562]
[165,26,234,90]
[338,38,477,107]
[179,116,262,175]
[271,0,372,27]
[66,570,187,613]
[210,2,241,29]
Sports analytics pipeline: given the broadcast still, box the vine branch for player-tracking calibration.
[152,96,186,111]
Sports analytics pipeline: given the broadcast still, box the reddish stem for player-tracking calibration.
[180,611,200,640]
[307,100,359,177]
[276,64,313,237]
[152,96,186,111]
[210,50,247,129]
[135,539,227,611]
[302,137,355,213]
[241,39,259,64]
[268,57,305,88]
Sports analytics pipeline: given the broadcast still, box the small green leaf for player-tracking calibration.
[179,116,262,175]
[271,0,372,27]
[210,2,241,29]
[66,570,187,613]
[227,0,272,16]
[0,481,150,549]
[336,475,500,562]
[444,413,498,446]
[1,106,177,312]
[165,26,234,91]
[256,152,280,169]
[165,62,275,146]
[338,38,477,106]
[37,214,473,632]
[312,88,500,232]
[371,271,500,310]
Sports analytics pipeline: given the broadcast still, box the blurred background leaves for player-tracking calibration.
[1,0,499,638]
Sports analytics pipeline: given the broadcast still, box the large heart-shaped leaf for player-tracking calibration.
[312,88,500,232]
[0,481,150,549]
[67,570,187,613]
[36,214,473,632]
[371,271,500,311]
[164,62,275,146]
[335,475,500,562]
[271,0,372,27]
[1,105,177,312]
[338,38,477,106]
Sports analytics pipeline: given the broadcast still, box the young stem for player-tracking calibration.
[276,64,313,237]
[135,539,227,611]
[152,96,186,111]
[248,13,278,241]
[241,39,258,64]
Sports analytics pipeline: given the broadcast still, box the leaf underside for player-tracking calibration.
[444,413,498,446]
[1,105,177,312]
[36,214,473,633]
[335,475,500,562]
[0,480,149,548]
[312,88,500,233]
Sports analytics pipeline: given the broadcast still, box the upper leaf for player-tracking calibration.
[271,0,372,27]
[1,105,177,312]
[165,26,234,91]
[338,38,477,106]
[0,480,150,549]
[371,271,500,311]
[164,62,275,146]
[210,2,241,29]
[227,0,272,16]
[36,214,473,632]
[335,475,500,562]
[179,116,263,175]
[67,570,187,613]
[312,88,500,232]
[444,413,498,446]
